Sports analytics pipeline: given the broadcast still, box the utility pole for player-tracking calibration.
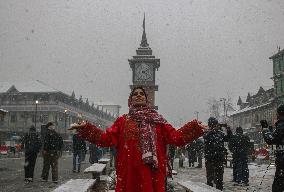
[194,111,199,121]
[35,100,39,128]
[64,109,67,138]
[220,98,226,122]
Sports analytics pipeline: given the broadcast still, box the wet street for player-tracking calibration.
[0,154,276,192]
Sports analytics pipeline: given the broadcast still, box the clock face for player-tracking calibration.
[134,63,153,81]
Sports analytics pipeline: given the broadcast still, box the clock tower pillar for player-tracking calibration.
[128,15,160,109]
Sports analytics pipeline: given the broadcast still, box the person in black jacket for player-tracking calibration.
[168,145,176,169]
[262,104,284,192]
[41,122,63,183]
[186,141,196,167]
[195,138,204,168]
[72,131,86,173]
[203,117,232,191]
[228,126,250,186]
[21,125,42,183]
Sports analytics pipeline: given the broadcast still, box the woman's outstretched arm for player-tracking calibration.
[163,120,205,147]
[69,116,123,147]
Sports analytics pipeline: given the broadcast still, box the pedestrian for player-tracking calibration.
[168,145,176,169]
[228,126,250,186]
[21,125,42,183]
[110,146,116,167]
[177,147,186,168]
[262,104,284,192]
[69,86,205,192]
[41,122,63,183]
[195,137,204,168]
[186,141,196,167]
[88,143,102,179]
[203,117,232,191]
[10,141,16,157]
[72,130,86,173]
[89,143,102,164]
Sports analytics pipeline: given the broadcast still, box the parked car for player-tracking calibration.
[252,147,269,161]
[0,145,8,156]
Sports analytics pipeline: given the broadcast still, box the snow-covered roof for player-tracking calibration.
[230,102,272,116]
[95,101,121,107]
[0,109,8,113]
[0,80,59,93]
[269,48,284,59]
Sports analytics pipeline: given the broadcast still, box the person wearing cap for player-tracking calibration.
[69,86,205,192]
[72,130,86,173]
[21,125,42,183]
[228,126,250,186]
[203,117,232,191]
[41,122,63,183]
[262,104,284,192]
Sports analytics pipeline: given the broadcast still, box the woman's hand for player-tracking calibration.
[68,121,87,131]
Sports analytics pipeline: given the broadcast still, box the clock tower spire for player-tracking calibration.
[129,15,160,109]
[140,13,149,48]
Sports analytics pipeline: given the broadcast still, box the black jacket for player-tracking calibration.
[195,138,204,152]
[203,128,232,160]
[21,130,42,154]
[229,133,250,158]
[263,119,284,163]
[72,134,86,151]
[43,129,63,151]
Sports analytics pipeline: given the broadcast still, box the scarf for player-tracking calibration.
[128,105,167,169]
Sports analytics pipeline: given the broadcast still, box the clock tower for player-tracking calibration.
[129,15,160,109]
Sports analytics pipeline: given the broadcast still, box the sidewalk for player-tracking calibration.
[171,158,275,192]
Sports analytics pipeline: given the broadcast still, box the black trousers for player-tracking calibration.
[41,151,59,181]
[232,158,237,182]
[205,160,224,191]
[24,152,38,179]
[272,163,284,192]
[235,157,249,183]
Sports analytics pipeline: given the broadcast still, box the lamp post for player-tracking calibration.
[35,100,39,128]
[64,109,67,137]
[194,111,199,121]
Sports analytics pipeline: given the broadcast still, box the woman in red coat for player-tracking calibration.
[69,87,205,192]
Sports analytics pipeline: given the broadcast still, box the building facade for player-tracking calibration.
[270,48,284,105]
[229,87,276,144]
[0,81,117,143]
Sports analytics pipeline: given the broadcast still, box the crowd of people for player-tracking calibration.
[19,86,284,192]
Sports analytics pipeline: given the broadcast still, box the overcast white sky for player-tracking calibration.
[1,0,284,126]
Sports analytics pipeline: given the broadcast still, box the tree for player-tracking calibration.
[207,95,235,122]
[207,97,221,119]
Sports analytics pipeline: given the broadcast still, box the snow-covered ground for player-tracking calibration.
[171,158,275,192]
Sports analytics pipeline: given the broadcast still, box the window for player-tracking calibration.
[59,113,64,121]
[255,114,259,122]
[32,115,36,123]
[72,116,77,123]
[39,114,49,123]
[10,113,17,122]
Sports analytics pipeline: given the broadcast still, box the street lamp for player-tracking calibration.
[64,109,67,136]
[194,111,199,121]
[35,100,39,128]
